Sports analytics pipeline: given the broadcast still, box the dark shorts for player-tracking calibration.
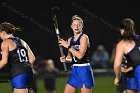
[44,79,56,90]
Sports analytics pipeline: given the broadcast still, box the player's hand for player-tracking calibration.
[121,66,133,73]
[66,56,72,62]
[58,39,69,48]
[60,56,66,63]
[121,66,128,73]
[114,77,120,86]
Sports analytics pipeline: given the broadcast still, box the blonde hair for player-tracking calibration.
[71,15,83,26]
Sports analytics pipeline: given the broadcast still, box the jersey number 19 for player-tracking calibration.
[17,49,28,62]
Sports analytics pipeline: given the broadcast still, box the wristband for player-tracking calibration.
[66,57,72,62]
[68,45,72,49]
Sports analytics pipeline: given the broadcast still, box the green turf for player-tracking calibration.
[93,76,117,93]
[0,75,118,93]
[37,75,117,93]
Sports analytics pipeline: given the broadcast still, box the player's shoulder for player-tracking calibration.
[81,33,89,40]
[68,37,72,41]
[20,38,25,43]
[1,39,12,47]
[2,39,13,44]
[117,40,126,48]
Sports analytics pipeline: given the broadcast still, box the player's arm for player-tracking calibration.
[66,38,72,62]
[114,41,125,85]
[68,34,88,59]
[60,38,72,63]
[0,41,9,69]
[59,34,88,60]
[121,66,133,73]
[21,40,36,64]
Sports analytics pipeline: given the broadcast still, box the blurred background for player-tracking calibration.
[0,0,139,93]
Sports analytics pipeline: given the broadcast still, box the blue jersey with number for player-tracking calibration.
[8,37,32,79]
[70,33,90,64]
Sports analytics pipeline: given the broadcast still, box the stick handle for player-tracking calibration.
[53,14,67,72]
[59,45,67,72]
[57,35,67,72]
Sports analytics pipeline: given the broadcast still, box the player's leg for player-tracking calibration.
[13,88,28,93]
[64,84,77,93]
[81,85,92,93]
[125,90,137,93]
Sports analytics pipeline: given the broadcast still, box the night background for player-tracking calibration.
[0,0,139,69]
[0,0,140,93]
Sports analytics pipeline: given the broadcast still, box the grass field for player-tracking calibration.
[0,75,118,93]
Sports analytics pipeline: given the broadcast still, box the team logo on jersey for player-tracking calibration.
[73,45,80,51]
[71,45,80,62]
